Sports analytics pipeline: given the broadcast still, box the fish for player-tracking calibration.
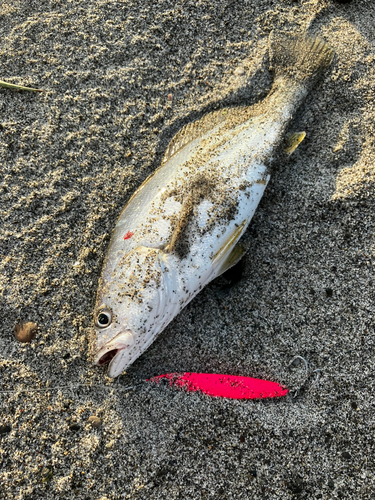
[93,33,334,378]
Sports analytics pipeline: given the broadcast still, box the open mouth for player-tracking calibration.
[95,346,130,378]
[98,349,119,365]
[94,330,135,376]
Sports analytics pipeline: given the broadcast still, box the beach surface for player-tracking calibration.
[1,0,375,498]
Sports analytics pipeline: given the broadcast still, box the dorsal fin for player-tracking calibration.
[162,109,228,163]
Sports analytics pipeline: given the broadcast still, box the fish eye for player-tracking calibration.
[95,309,112,328]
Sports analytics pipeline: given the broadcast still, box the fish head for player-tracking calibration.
[93,245,170,377]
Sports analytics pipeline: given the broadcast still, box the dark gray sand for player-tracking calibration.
[1,0,375,498]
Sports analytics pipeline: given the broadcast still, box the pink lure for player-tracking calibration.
[148,373,288,399]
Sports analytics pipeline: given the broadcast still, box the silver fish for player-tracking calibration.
[93,33,333,377]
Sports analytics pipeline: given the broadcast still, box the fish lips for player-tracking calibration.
[94,330,135,378]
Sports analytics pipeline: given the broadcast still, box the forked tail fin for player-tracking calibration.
[269,32,334,85]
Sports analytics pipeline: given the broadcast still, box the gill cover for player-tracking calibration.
[94,245,173,376]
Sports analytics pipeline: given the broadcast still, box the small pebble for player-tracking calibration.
[328,480,335,489]
[342,451,352,460]
[69,423,80,432]
[41,467,53,483]
[14,321,37,343]
[167,94,173,102]
[88,416,102,428]
[325,433,333,443]
[234,67,245,76]
[288,481,303,494]
[63,399,73,409]
[325,288,333,298]
[0,425,11,435]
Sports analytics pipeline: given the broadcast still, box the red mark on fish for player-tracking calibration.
[123,231,134,240]
[148,373,288,399]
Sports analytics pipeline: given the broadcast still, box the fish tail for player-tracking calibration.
[269,33,334,85]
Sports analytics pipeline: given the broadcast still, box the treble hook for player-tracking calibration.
[289,357,321,398]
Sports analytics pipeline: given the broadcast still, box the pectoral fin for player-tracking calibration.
[212,220,247,276]
[216,243,246,277]
[284,131,306,155]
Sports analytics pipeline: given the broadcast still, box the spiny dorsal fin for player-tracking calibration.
[162,109,228,163]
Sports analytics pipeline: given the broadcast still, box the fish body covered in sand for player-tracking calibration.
[93,34,333,377]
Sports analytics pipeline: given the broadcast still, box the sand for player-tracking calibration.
[1,0,375,498]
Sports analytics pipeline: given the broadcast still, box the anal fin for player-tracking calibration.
[284,131,306,155]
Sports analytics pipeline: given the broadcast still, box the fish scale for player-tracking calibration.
[93,33,334,378]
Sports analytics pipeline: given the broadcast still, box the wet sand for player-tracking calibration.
[1,0,375,498]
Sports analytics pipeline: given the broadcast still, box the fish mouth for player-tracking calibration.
[98,349,118,366]
[94,330,135,377]
[107,348,139,378]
